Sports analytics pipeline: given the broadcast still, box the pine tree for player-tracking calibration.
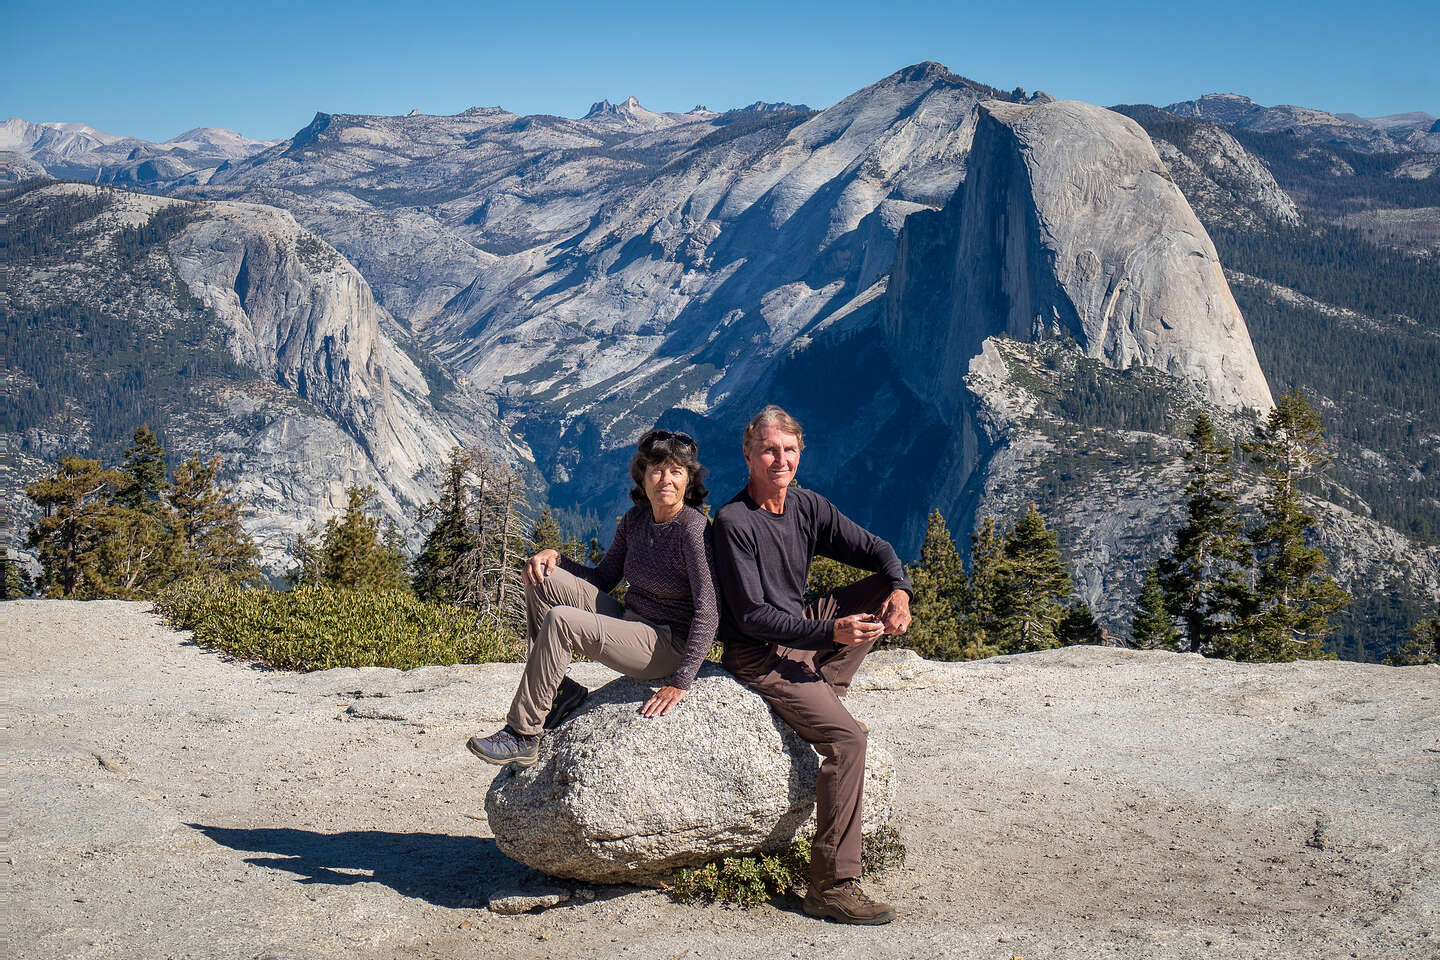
[481,460,530,632]
[1158,413,1251,655]
[1058,601,1103,646]
[1,549,35,599]
[994,504,1072,653]
[290,486,408,592]
[1132,567,1182,650]
[962,516,1006,653]
[168,453,261,585]
[25,455,121,598]
[1385,610,1439,666]
[103,425,179,595]
[1241,392,1349,661]
[115,425,169,516]
[531,506,566,554]
[413,448,482,603]
[903,510,971,659]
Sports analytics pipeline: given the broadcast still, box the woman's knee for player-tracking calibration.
[540,605,592,651]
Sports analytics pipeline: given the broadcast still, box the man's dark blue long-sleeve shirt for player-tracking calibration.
[713,487,912,652]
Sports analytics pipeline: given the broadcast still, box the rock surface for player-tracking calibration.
[886,98,1273,415]
[8,601,1439,960]
[485,666,894,884]
[0,184,513,573]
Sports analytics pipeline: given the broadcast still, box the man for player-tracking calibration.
[713,405,911,925]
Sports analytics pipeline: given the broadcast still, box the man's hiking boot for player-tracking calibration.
[802,879,895,925]
[544,676,590,730]
[466,726,541,767]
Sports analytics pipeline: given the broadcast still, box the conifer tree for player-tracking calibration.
[1058,601,1104,646]
[1385,610,1439,666]
[1,549,35,599]
[531,507,566,555]
[903,510,969,659]
[104,425,179,595]
[25,455,121,598]
[994,504,1071,653]
[115,425,169,516]
[290,485,408,592]
[168,453,261,585]
[1132,567,1182,650]
[1241,391,1349,661]
[1158,413,1251,655]
[412,448,482,603]
[481,460,529,631]
[963,516,1006,653]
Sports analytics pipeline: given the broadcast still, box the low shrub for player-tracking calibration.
[668,826,907,908]
[154,577,523,671]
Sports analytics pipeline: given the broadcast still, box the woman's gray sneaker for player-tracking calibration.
[544,677,590,730]
[466,726,540,766]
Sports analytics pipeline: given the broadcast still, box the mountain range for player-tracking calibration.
[3,65,1436,659]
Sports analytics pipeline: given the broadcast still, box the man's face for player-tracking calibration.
[744,425,801,497]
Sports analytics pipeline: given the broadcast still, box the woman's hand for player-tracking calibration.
[640,685,687,718]
[524,549,561,586]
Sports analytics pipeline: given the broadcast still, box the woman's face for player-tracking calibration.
[643,458,689,511]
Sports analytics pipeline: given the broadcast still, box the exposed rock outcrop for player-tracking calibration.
[885,98,1273,415]
[0,183,511,573]
[485,667,895,884]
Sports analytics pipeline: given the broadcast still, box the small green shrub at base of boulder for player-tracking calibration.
[154,577,523,671]
[668,826,907,908]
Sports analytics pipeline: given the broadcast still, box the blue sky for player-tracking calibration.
[3,0,1435,142]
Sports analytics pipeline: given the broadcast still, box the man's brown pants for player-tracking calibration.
[721,573,891,891]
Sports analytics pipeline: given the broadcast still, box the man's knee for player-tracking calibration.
[814,718,867,765]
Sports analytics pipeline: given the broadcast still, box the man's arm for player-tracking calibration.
[812,496,913,596]
[713,516,835,651]
[812,495,913,634]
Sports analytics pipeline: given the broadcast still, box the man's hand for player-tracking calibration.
[880,589,911,635]
[524,549,561,586]
[640,685,687,718]
[834,613,885,646]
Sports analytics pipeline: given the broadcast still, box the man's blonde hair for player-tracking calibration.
[743,405,805,452]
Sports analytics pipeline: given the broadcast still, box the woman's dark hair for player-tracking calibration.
[629,430,708,509]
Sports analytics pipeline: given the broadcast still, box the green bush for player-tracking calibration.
[154,577,523,671]
[668,826,907,908]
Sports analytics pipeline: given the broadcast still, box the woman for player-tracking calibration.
[467,429,718,767]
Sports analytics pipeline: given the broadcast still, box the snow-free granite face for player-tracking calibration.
[485,667,894,885]
[0,184,510,574]
[885,100,1273,416]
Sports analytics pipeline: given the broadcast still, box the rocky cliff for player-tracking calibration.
[0,183,511,573]
[886,99,1273,416]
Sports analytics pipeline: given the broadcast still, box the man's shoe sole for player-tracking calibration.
[801,899,896,925]
[466,738,539,767]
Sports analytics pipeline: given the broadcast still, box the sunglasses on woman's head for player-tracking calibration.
[639,429,696,451]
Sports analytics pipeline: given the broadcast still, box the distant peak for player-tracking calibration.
[890,61,957,84]
[585,97,649,118]
[736,100,812,113]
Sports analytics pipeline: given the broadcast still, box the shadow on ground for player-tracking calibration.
[189,824,528,908]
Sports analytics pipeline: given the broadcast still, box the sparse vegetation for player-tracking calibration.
[154,578,522,671]
[667,826,906,908]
